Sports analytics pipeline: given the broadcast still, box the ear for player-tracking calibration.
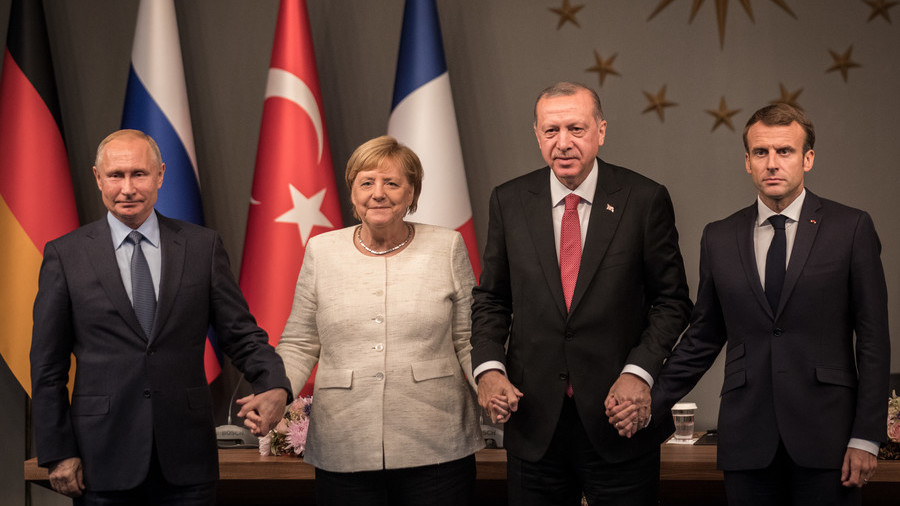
[596,120,607,147]
[156,163,166,188]
[744,153,751,174]
[803,149,814,173]
[93,166,103,190]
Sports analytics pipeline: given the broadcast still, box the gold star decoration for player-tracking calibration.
[648,0,797,48]
[642,85,677,122]
[864,0,898,23]
[826,45,862,82]
[770,83,803,109]
[706,97,741,132]
[549,0,585,29]
[585,50,620,87]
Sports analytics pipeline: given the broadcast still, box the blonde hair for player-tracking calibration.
[345,136,423,219]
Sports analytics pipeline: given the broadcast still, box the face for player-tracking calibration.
[350,158,414,230]
[534,90,606,190]
[94,136,165,228]
[744,121,814,212]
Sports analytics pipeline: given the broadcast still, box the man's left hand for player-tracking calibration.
[604,373,650,438]
[841,447,877,488]
[236,389,289,436]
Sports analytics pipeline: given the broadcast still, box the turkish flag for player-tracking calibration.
[239,0,342,397]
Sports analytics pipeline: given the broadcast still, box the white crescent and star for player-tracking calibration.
[250,68,335,244]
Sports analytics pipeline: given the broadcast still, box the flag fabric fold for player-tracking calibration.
[0,0,79,396]
[239,0,342,396]
[121,0,221,381]
[388,0,481,278]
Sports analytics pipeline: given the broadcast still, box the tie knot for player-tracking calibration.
[768,215,787,230]
[564,194,580,211]
[127,230,144,245]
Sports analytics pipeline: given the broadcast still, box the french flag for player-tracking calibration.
[388,0,481,278]
[121,0,221,381]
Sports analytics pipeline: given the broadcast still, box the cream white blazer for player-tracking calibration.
[276,223,483,472]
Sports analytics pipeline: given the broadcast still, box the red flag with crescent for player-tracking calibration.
[239,0,342,396]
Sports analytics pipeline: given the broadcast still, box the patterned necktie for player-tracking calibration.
[560,194,582,311]
[765,215,787,313]
[127,230,156,337]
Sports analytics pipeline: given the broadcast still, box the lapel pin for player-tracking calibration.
[606,203,615,213]
[810,219,817,224]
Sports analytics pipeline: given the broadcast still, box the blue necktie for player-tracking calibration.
[127,231,156,337]
[765,215,787,313]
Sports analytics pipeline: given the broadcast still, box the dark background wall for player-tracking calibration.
[2,1,898,503]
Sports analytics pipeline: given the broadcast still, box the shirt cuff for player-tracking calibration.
[621,364,653,388]
[847,438,880,457]
[473,361,506,382]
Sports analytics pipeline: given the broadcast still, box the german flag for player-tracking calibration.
[0,0,78,397]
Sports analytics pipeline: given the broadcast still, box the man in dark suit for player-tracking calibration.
[30,129,292,504]
[470,82,692,505]
[615,104,890,505]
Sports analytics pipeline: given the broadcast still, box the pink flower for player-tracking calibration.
[888,422,900,443]
[287,418,310,455]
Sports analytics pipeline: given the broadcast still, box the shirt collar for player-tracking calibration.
[108,211,160,249]
[550,158,598,207]
[756,189,806,226]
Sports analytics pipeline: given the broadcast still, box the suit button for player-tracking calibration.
[374,315,384,324]
[375,372,384,381]
[559,373,568,381]
[373,343,384,352]
[146,348,155,356]
[773,328,783,337]
[565,331,575,341]
[143,389,151,398]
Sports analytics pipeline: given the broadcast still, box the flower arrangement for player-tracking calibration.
[259,395,312,457]
[878,390,900,460]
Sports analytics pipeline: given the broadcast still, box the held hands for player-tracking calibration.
[48,457,84,498]
[841,447,877,488]
[476,370,523,424]
[236,388,289,436]
[605,373,651,438]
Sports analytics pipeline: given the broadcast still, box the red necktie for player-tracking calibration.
[560,194,581,311]
[560,194,580,397]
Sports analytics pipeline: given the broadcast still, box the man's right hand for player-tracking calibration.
[476,370,523,423]
[48,457,84,498]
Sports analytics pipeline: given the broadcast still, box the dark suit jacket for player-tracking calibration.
[651,190,890,470]
[31,212,291,491]
[471,159,692,462]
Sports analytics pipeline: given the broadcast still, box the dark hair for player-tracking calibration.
[534,82,603,125]
[743,104,815,153]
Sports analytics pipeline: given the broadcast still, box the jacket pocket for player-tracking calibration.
[71,395,109,416]
[815,367,857,388]
[724,343,745,365]
[411,357,456,382]
[316,369,353,389]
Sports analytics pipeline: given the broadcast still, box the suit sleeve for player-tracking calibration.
[208,233,291,398]
[651,224,727,420]
[626,184,693,379]
[470,187,513,374]
[847,212,890,443]
[30,241,80,467]
[275,238,322,396]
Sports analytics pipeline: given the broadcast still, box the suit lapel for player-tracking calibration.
[154,214,186,343]
[522,170,568,317]
[85,219,148,341]
[735,203,772,318]
[778,191,822,316]
[569,159,626,315]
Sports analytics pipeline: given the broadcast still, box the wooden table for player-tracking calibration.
[25,445,900,505]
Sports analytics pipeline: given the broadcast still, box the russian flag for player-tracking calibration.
[388,0,481,278]
[121,0,221,381]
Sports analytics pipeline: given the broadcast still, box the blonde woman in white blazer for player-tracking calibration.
[276,136,483,506]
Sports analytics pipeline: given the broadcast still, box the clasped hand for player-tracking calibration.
[236,388,289,435]
[605,373,651,438]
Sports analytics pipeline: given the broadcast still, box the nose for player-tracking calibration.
[121,175,136,194]
[372,181,386,199]
[557,130,572,150]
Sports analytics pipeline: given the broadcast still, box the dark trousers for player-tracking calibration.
[73,444,215,506]
[723,440,861,506]
[314,454,476,506]
[507,396,659,506]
